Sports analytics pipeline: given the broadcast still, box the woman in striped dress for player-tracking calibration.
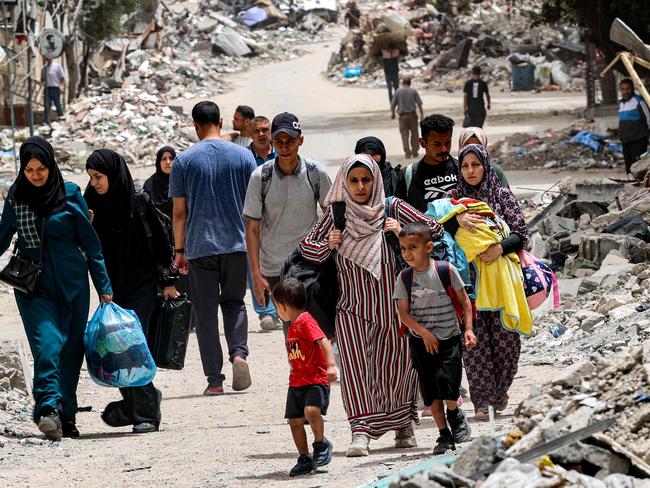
[300,154,443,456]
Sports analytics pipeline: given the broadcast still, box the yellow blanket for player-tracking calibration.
[444,199,533,335]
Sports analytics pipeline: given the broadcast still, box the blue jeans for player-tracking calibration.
[246,259,277,319]
[44,87,64,123]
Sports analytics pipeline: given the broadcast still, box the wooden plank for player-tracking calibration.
[620,52,650,108]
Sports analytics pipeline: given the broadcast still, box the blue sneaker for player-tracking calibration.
[312,439,333,466]
[290,455,314,477]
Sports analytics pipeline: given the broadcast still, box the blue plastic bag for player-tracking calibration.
[84,302,157,388]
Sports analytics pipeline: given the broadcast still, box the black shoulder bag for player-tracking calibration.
[0,222,45,297]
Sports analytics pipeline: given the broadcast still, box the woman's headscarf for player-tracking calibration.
[325,154,386,280]
[149,146,175,210]
[455,144,504,214]
[354,136,386,166]
[84,149,135,233]
[458,127,488,149]
[11,136,66,217]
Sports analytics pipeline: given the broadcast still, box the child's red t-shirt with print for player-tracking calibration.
[286,312,328,387]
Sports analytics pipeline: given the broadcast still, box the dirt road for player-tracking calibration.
[0,40,587,487]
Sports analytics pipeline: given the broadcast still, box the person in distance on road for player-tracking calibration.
[391,75,424,160]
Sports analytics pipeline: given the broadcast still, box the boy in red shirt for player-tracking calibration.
[272,278,338,477]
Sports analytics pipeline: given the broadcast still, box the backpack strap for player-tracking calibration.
[404,164,414,195]
[260,159,275,207]
[434,260,464,323]
[397,267,414,337]
[304,159,320,202]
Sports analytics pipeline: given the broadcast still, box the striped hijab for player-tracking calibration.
[325,154,386,280]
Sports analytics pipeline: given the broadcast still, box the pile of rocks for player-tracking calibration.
[491,121,624,171]
[0,341,35,447]
[387,342,650,487]
[41,87,194,168]
[91,0,330,98]
[327,0,584,93]
[522,262,650,367]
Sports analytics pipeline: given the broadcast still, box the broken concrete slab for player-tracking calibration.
[452,435,497,478]
[630,153,650,180]
[211,26,253,57]
[574,180,624,203]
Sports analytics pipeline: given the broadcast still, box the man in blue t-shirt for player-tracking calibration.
[170,101,257,396]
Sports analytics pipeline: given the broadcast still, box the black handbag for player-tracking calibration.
[0,222,45,297]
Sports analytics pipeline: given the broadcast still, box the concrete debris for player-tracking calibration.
[327,0,584,93]
[38,87,195,168]
[0,341,34,447]
[492,121,624,172]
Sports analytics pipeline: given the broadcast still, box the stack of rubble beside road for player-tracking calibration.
[328,0,585,93]
[386,341,650,487]
[0,341,36,448]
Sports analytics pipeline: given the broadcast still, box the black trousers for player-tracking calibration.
[189,252,248,387]
[110,281,161,426]
[623,138,648,173]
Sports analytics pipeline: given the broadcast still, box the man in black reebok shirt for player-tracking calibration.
[395,114,483,232]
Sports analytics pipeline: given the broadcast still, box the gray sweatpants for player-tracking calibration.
[189,252,249,387]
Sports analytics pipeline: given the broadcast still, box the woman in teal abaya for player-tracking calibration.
[0,136,112,441]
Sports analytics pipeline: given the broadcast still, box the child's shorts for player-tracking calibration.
[285,384,330,419]
[409,334,462,405]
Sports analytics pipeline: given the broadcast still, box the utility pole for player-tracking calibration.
[24,2,33,136]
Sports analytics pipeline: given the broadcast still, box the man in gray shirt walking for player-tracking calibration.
[391,75,424,160]
[41,58,65,124]
[243,113,331,331]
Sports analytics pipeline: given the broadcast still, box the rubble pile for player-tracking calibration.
[328,0,584,92]
[517,175,650,364]
[90,0,334,98]
[0,341,34,447]
[39,87,194,167]
[492,121,624,171]
[388,343,650,487]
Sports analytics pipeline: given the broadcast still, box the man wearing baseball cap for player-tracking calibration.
[244,113,331,332]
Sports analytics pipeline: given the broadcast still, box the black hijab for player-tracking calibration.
[355,136,386,166]
[146,146,175,214]
[11,136,66,216]
[84,149,135,233]
[355,136,398,197]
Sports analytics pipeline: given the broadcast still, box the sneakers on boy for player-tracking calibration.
[394,424,417,448]
[446,408,471,443]
[346,433,370,457]
[290,454,314,477]
[312,439,333,466]
[432,428,456,455]
[38,407,62,442]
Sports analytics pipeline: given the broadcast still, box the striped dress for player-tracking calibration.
[300,198,443,438]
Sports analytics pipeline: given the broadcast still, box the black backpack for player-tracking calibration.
[281,198,406,338]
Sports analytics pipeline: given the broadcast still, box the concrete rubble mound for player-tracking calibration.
[492,121,625,171]
[328,0,584,93]
[0,341,36,448]
[40,88,194,167]
[387,342,650,487]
